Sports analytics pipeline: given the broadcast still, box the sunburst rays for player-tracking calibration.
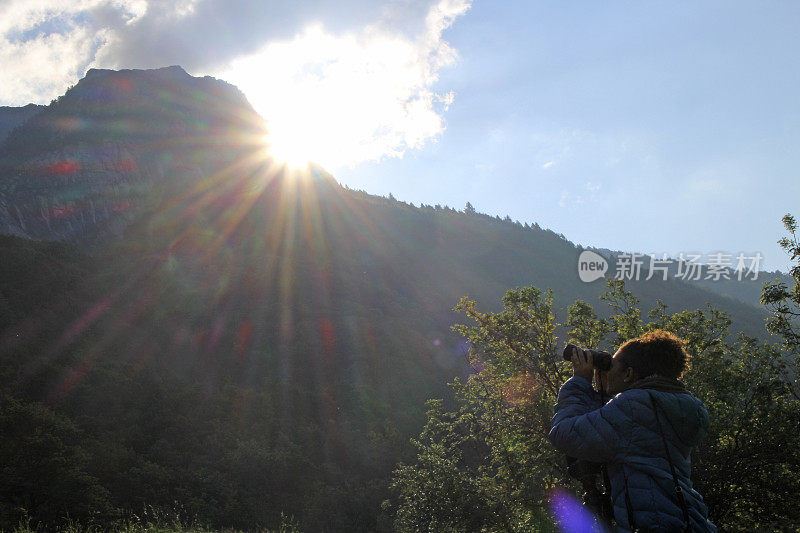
[8,123,394,455]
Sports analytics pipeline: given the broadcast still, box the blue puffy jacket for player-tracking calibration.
[549,376,716,532]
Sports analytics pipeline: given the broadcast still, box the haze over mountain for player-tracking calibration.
[0,67,783,530]
[0,104,45,145]
[0,66,264,247]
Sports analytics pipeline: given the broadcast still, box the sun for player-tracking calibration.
[217,23,454,173]
[262,129,314,171]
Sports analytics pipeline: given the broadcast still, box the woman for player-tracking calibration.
[549,329,716,532]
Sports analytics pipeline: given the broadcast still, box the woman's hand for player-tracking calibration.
[568,346,594,381]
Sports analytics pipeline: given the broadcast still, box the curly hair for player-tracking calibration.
[618,329,689,380]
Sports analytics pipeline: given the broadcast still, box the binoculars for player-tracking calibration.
[562,343,612,371]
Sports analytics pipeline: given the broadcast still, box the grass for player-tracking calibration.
[5,510,301,533]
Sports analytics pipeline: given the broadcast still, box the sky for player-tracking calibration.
[1,0,798,271]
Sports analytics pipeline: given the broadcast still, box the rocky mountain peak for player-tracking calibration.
[0,66,271,248]
[84,65,190,80]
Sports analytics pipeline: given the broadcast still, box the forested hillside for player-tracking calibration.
[0,67,792,531]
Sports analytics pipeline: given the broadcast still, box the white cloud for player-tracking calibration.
[0,0,467,109]
[684,170,732,199]
[529,127,659,186]
[219,0,471,169]
[556,181,601,208]
[0,0,469,171]
[585,181,601,193]
[0,0,156,105]
[557,189,572,208]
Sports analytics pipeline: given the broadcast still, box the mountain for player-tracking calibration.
[0,66,263,247]
[0,103,45,144]
[0,67,778,531]
[589,246,792,310]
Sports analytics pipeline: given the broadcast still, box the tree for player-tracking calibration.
[465,202,476,214]
[0,399,110,528]
[761,214,800,360]
[389,280,800,531]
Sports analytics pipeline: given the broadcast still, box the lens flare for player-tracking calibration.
[549,487,609,533]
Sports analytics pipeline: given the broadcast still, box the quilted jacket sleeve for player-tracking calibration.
[548,376,629,463]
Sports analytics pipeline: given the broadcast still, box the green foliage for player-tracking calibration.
[687,337,800,530]
[389,279,800,532]
[565,299,609,349]
[0,399,109,528]
[0,142,792,532]
[761,214,800,357]
[3,68,794,533]
[389,286,570,532]
[598,278,644,347]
